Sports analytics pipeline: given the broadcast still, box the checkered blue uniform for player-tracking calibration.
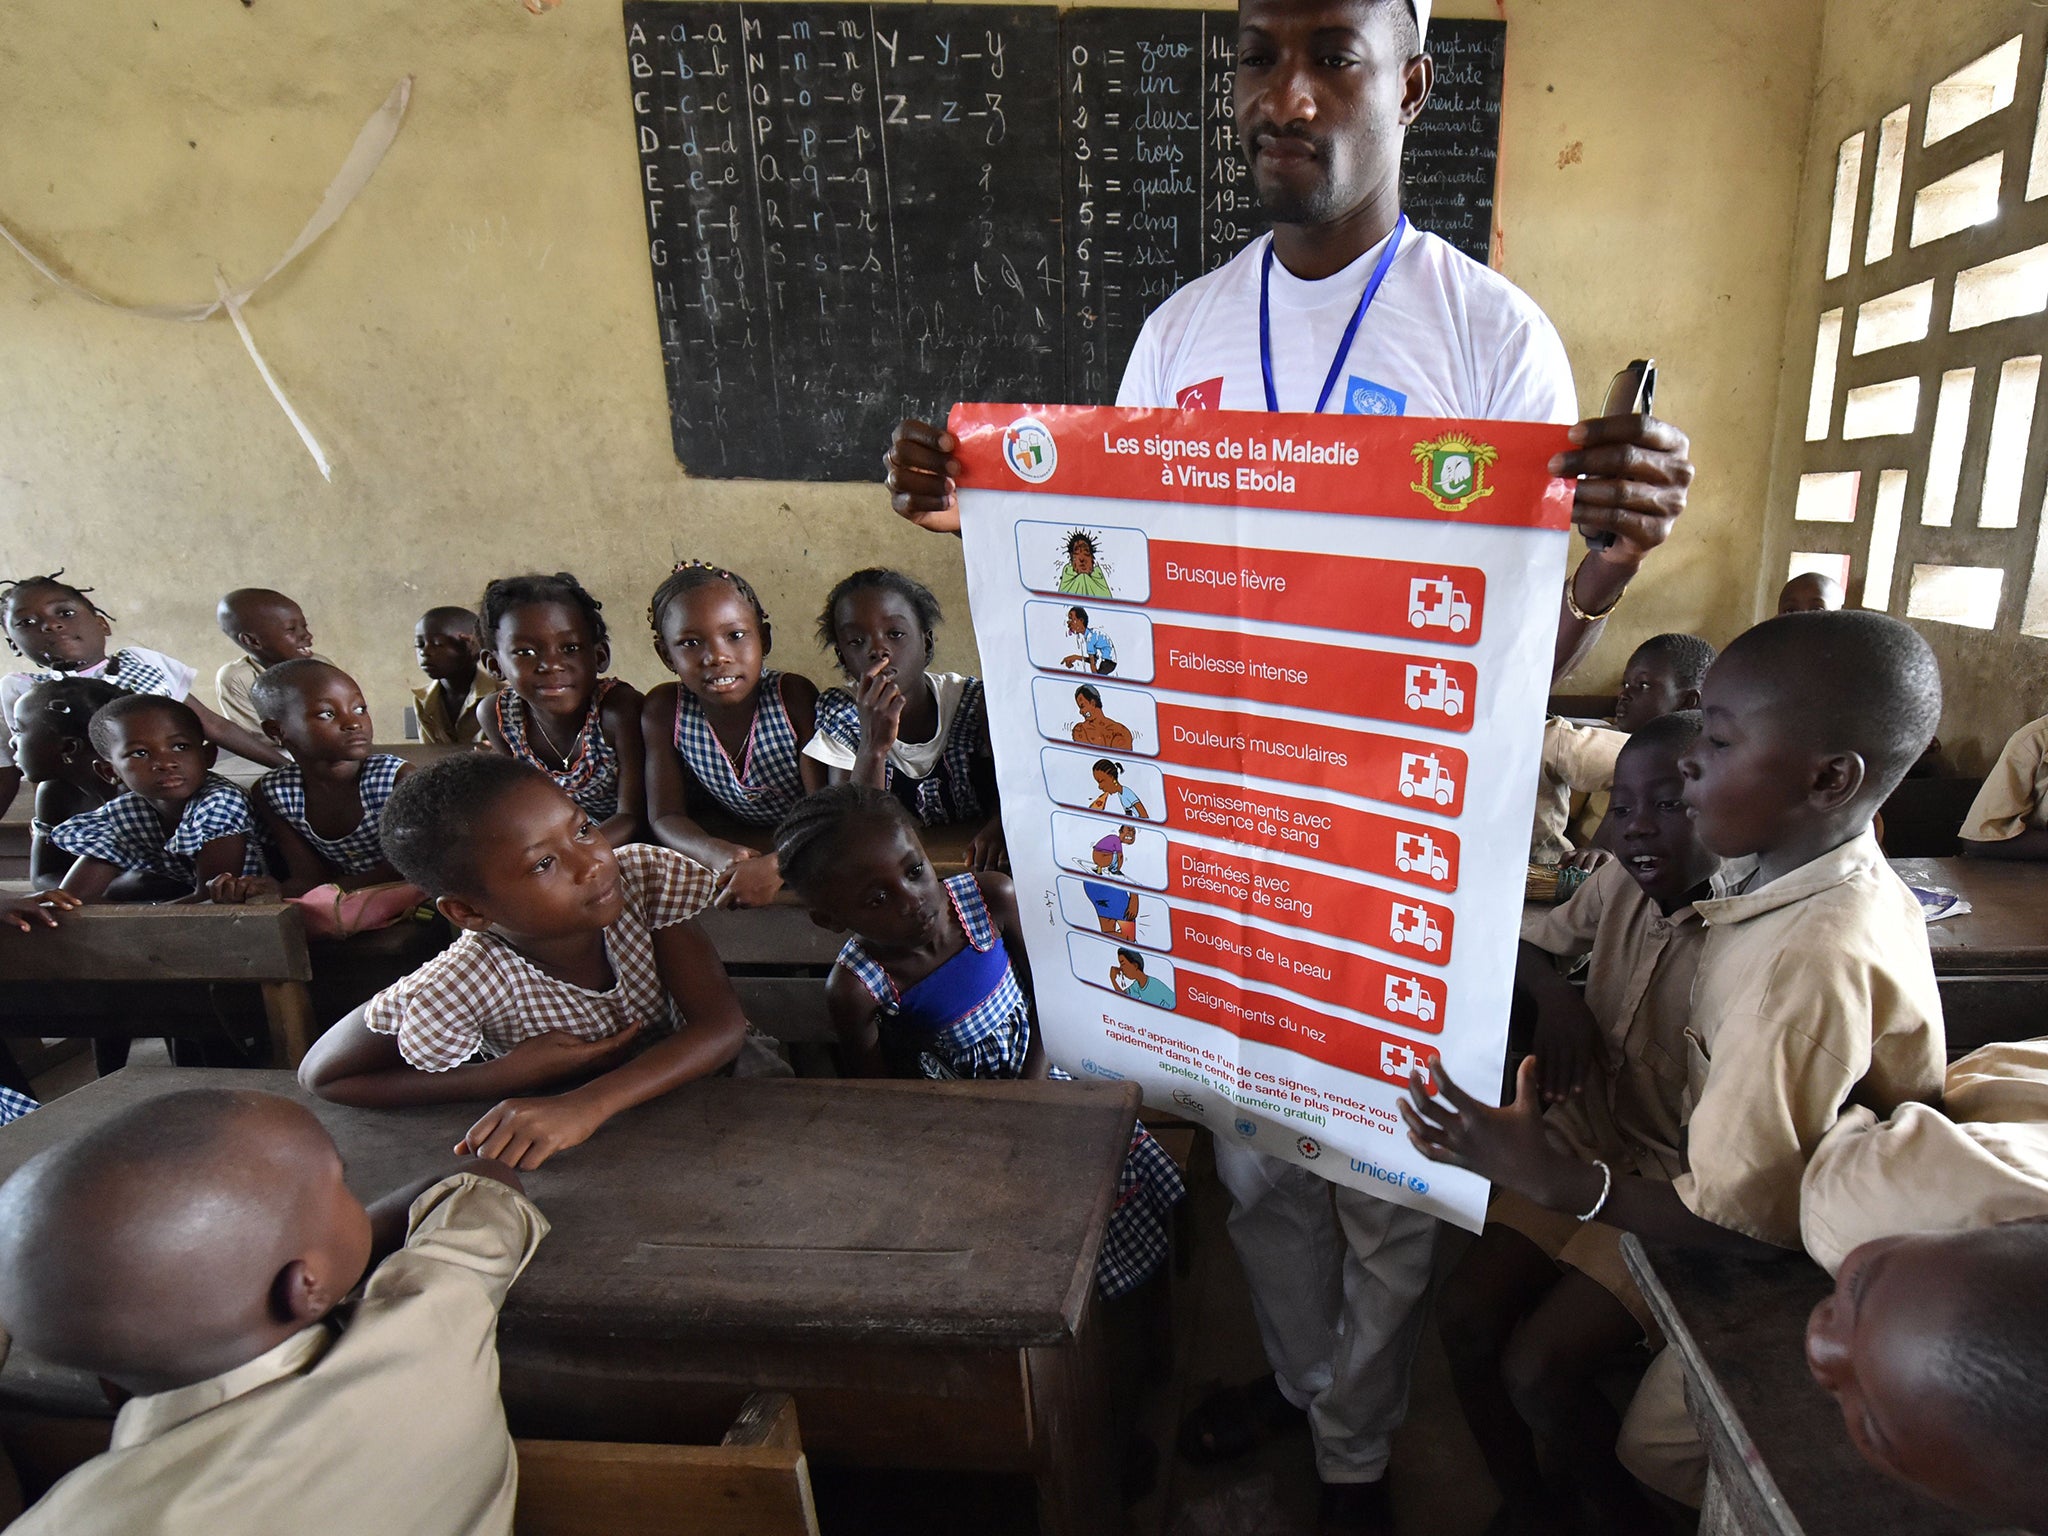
[813,676,992,824]
[256,754,406,875]
[49,774,264,884]
[0,1087,36,1125]
[16,647,178,701]
[672,671,805,825]
[837,874,1184,1297]
[490,679,623,820]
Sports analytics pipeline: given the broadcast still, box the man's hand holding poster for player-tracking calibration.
[955,403,1573,1231]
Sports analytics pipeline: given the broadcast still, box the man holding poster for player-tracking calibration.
[882,0,1695,1527]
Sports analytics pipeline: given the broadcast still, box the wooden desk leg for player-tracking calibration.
[1024,1297,1116,1536]
[258,981,317,1068]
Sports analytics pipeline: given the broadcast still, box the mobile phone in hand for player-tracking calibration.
[1579,359,1657,552]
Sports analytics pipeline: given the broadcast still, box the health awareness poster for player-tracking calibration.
[955,404,1573,1230]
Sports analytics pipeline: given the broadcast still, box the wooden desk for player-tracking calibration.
[0,1069,1136,1536]
[1891,857,2048,975]
[0,904,316,1065]
[1623,1238,1987,1536]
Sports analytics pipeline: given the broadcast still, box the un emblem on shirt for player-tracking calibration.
[1345,376,1407,416]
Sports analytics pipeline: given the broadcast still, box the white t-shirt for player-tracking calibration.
[1117,224,1577,425]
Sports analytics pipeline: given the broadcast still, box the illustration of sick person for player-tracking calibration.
[1070,684,1134,750]
[1088,759,1147,819]
[1061,607,1117,675]
[1082,880,1139,939]
[1057,531,1113,599]
[1091,823,1136,875]
[1110,947,1175,1010]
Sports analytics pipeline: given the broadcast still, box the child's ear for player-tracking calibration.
[1678,687,1702,709]
[759,618,774,656]
[200,742,220,770]
[650,636,675,674]
[270,1257,342,1326]
[260,719,287,748]
[479,649,504,680]
[92,758,119,786]
[1811,750,1868,810]
[594,640,613,672]
[435,893,495,933]
[804,906,847,935]
[234,629,261,655]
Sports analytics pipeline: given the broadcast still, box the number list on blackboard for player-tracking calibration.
[626,5,1505,480]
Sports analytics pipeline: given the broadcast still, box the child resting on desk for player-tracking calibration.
[1438,711,1722,1533]
[0,1086,546,1536]
[10,676,122,889]
[774,784,1184,1300]
[47,695,267,903]
[1805,1217,2048,1534]
[1406,610,1947,1516]
[0,571,286,819]
[298,753,753,1169]
[475,572,645,849]
[800,568,1006,870]
[642,560,817,908]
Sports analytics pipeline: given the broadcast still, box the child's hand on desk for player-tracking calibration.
[1401,1058,1580,1208]
[1530,990,1606,1106]
[854,660,906,750]
[455,1093,606,1170]
[713,850,784,909]
[1,888,81,932]
[206,874,280,905]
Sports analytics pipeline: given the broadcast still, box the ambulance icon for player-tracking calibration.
[1383,974,1437,1024]
[1398,752,1457,806]
[1407,577,1472,634]
[1389,902,1443,952]
[1403,663,1465,718]
[1394,831,1450,883]
[1380,1038,1427,1081]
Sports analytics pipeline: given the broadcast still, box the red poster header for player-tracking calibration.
[949,403,1575,530]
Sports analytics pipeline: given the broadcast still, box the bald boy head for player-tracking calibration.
[1777,571,1844,615]
[0,1090,372,1396]
[217,588,314,669]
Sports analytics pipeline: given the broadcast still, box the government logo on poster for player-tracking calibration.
[1003,417,1059,483]
[1410,432,1499,513]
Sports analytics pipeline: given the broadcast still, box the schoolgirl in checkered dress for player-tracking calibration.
[806,677,997,824]
[49,773,265,886]
[834,870,1185,1299]
[255,753,408,875]
[488,680,624,822]
[672,677,806,823]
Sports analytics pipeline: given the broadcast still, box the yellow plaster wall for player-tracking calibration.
[0,0,1818,727]
[1757,0,2045,771]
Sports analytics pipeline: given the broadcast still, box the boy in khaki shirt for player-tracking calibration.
[1802,1036,2048,1273]
[1443,711,1723,1531]
[1958,712,2048,859]
[0,1087,546,1536]
[1406,610,1946,1513]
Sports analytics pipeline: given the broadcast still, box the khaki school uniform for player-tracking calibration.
[1619,829,1945,1506]
[411,675,499,747]
[1801,1037,2048,1273]
[215,652,332,733]
[1499,858,1712,1331]
[11,1173,547,1536]
[1959,714,2048,843]
[1531,716,1626,864]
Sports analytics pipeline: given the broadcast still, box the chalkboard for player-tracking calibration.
[625,4,1506,480]
[625,3,1065,479]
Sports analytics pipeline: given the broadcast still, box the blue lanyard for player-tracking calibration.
[1260,215,1407,414]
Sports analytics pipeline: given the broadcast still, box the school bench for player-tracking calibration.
[0,903,319,1068]
[1622,1237,1987,1536]
[516,1392,821,1536]
[0,1069,1138,1536]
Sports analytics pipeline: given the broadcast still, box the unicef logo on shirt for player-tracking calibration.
[1003,417,1059,484]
